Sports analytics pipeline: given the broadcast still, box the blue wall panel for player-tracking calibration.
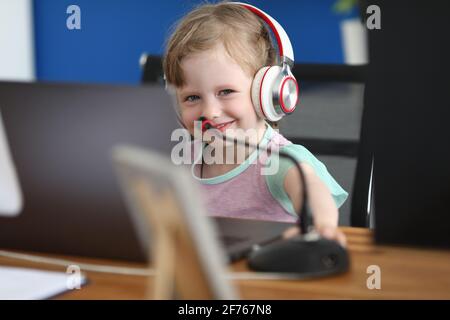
[33,0,355,84]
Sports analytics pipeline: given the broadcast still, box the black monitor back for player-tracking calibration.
[0,82,179,261]
[367,1,450,248]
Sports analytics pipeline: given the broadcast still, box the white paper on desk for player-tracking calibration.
[0,266,86,300]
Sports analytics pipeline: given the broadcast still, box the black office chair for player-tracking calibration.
[140,53,165,85]
[289,63,372,228]
[139,54,373,228]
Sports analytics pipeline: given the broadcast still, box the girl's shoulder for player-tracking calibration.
[264,129,349,209]
[265,126,291,149]
[265,126,320,163]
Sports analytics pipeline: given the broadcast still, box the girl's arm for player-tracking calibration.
[284,163,347,246]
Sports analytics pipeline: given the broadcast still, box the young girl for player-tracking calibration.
[163,1,348,246]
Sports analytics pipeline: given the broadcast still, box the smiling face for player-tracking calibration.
[176,45,266,141]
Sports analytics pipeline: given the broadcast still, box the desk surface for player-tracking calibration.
[1,227,449,299]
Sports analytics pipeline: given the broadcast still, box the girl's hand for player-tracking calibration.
[282,225,347,247]
[315,225,347,247]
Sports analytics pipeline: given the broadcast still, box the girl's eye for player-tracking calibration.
[219,89,235,96]
[184,95,200,102]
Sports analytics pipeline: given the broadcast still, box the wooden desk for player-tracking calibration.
[1,227,449,299]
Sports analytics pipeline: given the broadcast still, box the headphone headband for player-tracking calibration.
[231,2,295,64]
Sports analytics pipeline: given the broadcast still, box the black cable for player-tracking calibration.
[199,119,312,235]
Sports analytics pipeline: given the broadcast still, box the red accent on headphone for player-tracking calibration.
[279,76,298,113]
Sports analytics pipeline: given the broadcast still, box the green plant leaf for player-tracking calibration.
[332,0,358,14]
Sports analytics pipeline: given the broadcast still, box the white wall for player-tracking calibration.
[0,0,35,81]
[340,18,368,65]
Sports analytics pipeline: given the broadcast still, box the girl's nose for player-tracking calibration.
[201,98,222,120]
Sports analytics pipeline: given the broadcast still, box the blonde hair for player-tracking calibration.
[163,1,277,88]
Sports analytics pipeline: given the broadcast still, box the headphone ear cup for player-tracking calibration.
[251,66,283,122]
[251,66,270,120]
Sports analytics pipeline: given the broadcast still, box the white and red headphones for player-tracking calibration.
[235,2,299,122]
[166,2,299,124]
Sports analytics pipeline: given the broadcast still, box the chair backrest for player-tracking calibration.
[350,87,373,227]
[140,53,165,85]
[288,63,371,227]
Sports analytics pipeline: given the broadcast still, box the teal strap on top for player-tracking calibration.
[265,144,349,217]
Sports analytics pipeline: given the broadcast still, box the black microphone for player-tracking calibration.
[197,116,350,277]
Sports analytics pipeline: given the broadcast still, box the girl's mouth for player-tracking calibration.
[214,120,235,132]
